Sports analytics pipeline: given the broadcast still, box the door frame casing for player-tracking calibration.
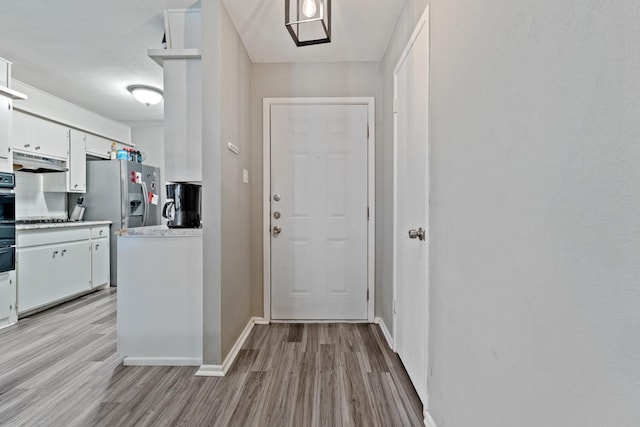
[392,4,430,409]
[263,97,376,322]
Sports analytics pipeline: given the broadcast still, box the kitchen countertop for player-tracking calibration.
[16,220,113,231]
[117,225,203,238]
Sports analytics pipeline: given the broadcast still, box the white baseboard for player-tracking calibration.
[375,316,394,350]
[424,410,437,427]
[124,357,202,366]
[195,316,264,377]
[195,364,224,376]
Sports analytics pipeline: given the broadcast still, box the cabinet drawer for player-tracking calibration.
[18,227,91,248]
[91,226,110,239]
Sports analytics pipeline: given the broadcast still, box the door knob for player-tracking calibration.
[273,193,281,202]
[408,227,426,241]
[272,225,282,235]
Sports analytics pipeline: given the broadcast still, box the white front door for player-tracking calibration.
[270,104,369,320]
[394,8,430,405]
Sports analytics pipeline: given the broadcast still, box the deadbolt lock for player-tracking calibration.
[273,211,281,219]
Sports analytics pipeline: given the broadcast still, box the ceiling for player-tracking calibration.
[0,0,404,125]
[223,0,405,63]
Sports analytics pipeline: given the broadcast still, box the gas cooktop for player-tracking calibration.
[15,218,73,225]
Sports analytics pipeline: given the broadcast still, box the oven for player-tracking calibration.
[0,172,16,272]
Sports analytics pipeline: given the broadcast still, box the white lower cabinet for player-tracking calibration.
[16,223,110,316]
[91,237,109,288]
[18,240,91,314]
[0,270,17,328]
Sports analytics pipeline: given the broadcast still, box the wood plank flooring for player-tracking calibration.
[0,289,423,426]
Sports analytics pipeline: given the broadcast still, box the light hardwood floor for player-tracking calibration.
[0,289,423,426]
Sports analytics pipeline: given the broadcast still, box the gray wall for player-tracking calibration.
[382,0,640,426]
[202,0,253,364]
[220,4,253,360]
[201,0,223,364]
[249,62,382,317]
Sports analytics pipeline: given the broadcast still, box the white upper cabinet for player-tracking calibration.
[11,111,69,160]
[43,129,86,193]
[68,129,86,192]
[0,96,10,160]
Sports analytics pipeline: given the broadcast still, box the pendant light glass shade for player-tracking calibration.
[127,85,164,106]
[285,0,331,47]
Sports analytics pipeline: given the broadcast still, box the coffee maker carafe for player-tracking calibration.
[162,182,202,228]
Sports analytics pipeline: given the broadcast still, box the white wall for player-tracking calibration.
[14,172,66,219]
[382,1,640,426]
[250,61,381,316]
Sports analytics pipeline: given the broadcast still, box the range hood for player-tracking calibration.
[12,152,68,173]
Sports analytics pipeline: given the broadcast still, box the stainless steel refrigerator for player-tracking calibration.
[70,160,161,285]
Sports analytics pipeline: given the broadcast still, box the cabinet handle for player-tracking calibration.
[24,144,30,148]
[52,250,59,258]
[99,230,104,235]
[35,146,41,150]
[61,249,67,256]
[74,184,78,188]
[96,244,100,250]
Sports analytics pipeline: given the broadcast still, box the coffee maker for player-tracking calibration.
[162,182,202,228]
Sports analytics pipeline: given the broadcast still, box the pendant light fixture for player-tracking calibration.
[285,0,331,47]
[127,85,164,106]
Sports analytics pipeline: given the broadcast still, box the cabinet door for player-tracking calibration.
[31,117,69,159]
[60,240,91,295]
[85,134,111,159]
[68,130,86,192]
[0,96,10,160]
[91,238,110,288]
[0,271,11,324]
[11,110,32,152]
[17,245,58,313]
[18,241,91,314]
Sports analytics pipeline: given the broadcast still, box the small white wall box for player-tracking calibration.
[163,9,202,49]
[0,58,11,88]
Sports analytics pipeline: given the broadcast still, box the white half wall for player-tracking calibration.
[381,0,640,426]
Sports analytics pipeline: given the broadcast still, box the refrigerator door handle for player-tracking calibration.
[141,181,149,226]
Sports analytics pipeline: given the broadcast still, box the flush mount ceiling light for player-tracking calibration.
[127,85,163,106]
[285,0,331,47]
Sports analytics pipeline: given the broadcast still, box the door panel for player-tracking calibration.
[271,104,368,320]
[394,10,430,405]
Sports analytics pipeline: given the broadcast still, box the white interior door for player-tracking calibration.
[270,104,369,320]
[394,8,430,405]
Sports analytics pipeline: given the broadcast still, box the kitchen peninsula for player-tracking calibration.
[116,225,203,366]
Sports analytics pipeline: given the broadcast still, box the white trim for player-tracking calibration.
[270,319,367,324]
[123,357,202,366]
[424,410,438,427]
[392,3,431,407]
[375,317,394,350]
[195,317,263,377]
[263,97,376,323]
[195,364,224,377]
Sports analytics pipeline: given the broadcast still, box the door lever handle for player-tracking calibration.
[408,227,426,241]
